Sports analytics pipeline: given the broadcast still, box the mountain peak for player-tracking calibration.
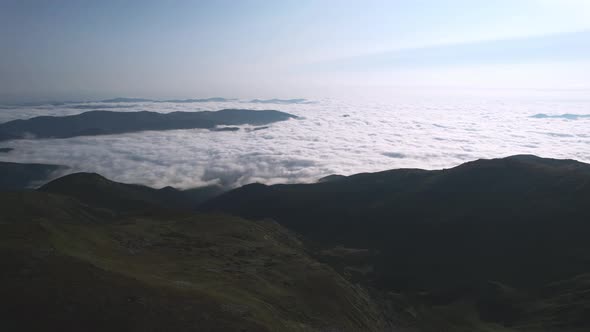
[40,172,112,190]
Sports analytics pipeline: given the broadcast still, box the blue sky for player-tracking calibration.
[1,0,589,101]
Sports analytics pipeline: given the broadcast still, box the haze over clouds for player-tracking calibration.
[1,92,589,189]
[1,0,590,102]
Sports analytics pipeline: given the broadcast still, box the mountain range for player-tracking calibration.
[1,155,589,331]
[203,155,590,292]
[0,109,298,141]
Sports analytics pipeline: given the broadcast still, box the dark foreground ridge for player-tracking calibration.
[39,172,225,212]
[202,155,590,330]
[0,109,298,141]
[1,155,589,331]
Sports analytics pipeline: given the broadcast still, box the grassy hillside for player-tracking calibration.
[0,191,386,332]
[2,155,589,331]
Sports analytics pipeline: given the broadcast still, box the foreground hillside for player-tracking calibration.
[202,155,590,330]
[1,155,589,331]
[0,190,387,331]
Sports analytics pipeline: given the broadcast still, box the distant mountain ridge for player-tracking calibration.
[160,97,235,103]
[249,98,313,104]
[100,97,154,103]
[101,97,236,103]
[0,109,298,141]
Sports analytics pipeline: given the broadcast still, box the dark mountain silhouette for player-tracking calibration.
[70,104,136,109]
[0,109,298,141]
[100,97,154,103]
[317,174,347,183]
[0,100,77,107]
[3,155,590,331]
[249,98,312,104]
[161,97,233,103]
[202,155,590,297]
[39,172,224,212]
[0,161,65,190]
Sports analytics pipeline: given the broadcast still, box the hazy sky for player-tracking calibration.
[1,0,589,102]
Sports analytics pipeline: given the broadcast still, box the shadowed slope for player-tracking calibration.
[0,190,387,331]
[39,172,224,212]
[202,155,590,295]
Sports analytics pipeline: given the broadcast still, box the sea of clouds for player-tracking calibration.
[1,92,589,189]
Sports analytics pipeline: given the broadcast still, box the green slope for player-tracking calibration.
[0,191,386,331]
[3,155,589,331]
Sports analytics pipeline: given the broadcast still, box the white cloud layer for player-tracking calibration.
[1,91,589,189]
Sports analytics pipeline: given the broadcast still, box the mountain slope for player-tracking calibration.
[4,155,590,331]
[39,172,223,212]
[201,155,590,295]
[0,190,387,332]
